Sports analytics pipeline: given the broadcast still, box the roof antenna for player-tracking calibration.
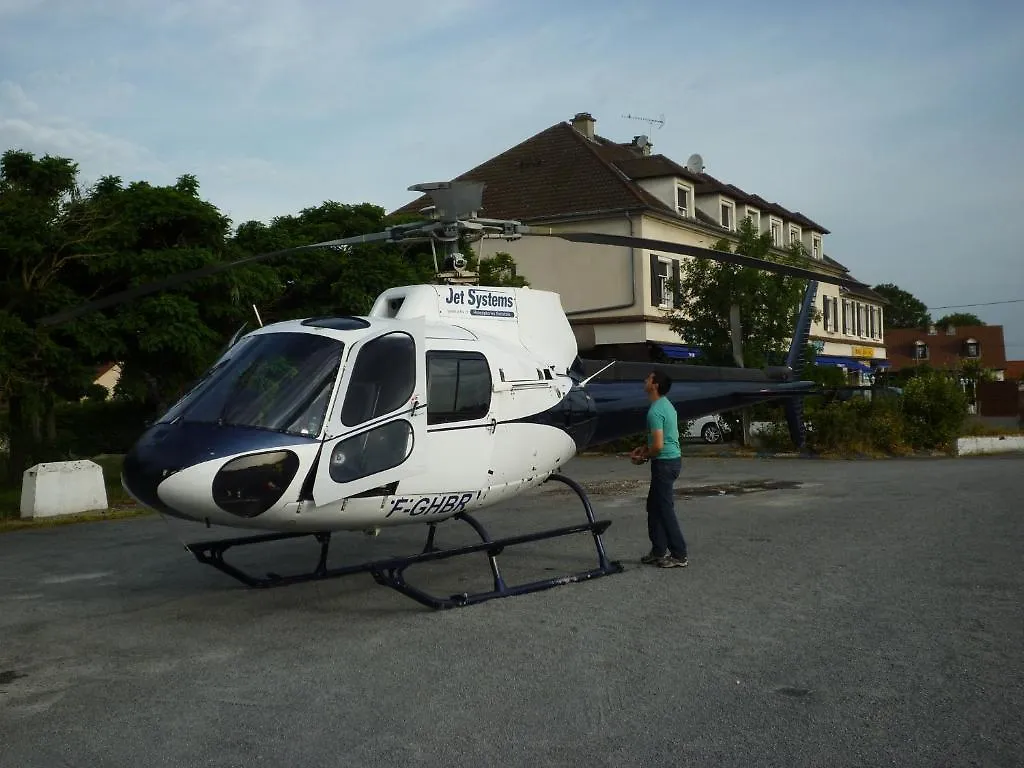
[252,304,263,328]
[622,113,665,130]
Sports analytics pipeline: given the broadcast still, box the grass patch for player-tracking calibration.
[0,453,152,531]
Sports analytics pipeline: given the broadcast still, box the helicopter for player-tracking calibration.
[40,180,861,610]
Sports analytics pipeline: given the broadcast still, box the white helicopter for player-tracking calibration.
[41,181,860,609]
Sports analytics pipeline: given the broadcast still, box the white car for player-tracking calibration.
[686,414,731,444]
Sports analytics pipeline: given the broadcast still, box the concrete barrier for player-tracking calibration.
[20,460,109,519]
[955,435,1024,456]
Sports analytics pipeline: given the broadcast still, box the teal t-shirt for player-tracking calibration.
[646,396,681,459]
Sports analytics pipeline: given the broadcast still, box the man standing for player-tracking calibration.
[631,371,688,568]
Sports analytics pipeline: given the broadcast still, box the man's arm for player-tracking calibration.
[643,409,665,458]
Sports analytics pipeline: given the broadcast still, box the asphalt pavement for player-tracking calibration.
[1,454,1022,767]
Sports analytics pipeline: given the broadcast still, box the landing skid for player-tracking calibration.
[183,473,624,610]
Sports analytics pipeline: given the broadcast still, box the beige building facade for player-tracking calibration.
[395,112,888,378]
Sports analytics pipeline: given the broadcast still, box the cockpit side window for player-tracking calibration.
[340,332,416,427]
[426,351,492,424]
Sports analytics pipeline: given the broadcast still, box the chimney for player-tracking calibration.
[570,111,595,140]
[632,134,652,156]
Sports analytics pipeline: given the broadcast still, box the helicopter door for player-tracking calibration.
[311,322,427,506]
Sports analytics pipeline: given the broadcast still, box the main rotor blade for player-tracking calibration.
[37,230,395,327]
[532,230,859,288]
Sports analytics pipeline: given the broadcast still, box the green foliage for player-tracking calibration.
[0,149,441,482]
[900,370,969,450]
[871,283,930,329]
[934,312,983,327]
[758,369,969,456]
[668,218,817,369]
[466,252,529,287]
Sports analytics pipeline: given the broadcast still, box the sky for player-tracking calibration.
[2,0,1023,357]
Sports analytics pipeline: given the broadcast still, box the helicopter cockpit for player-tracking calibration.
[122,314,429,523]
[156,330,345,439]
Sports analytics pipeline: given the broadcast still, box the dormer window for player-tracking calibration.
[720,200,734,230]
[964,338,980,358]
[812,236,821,259]
[676,185,691,217]
[745,208,760,232]
[769,217,782,246]
[789,225,801,246]
[913,341,929,360]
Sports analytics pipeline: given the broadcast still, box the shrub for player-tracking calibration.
[900,371,969,450]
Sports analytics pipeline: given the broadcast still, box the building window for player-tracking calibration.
[651,256,676,309]
[720,201,733,230]
[789,226,800,246]
[770,218,782,246]
[913,341,929,360]
[812,236,821,259]
[822,295,830,331]
[746,209,760,232]
[676,185,690,217]
[964,338,980,358]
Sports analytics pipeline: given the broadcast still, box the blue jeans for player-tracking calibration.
[647,457,686,559]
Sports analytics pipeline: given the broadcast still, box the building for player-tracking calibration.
[1005,360,1024,384]
[809,256,891,384]
[885,324,1008,381]
[394,111,885,374]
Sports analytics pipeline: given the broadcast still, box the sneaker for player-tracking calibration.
[657,555,688,568]
[641,551,666,565]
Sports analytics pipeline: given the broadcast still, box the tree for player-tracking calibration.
[934,312,983,327]
[871,283,930,329]
[467,252,529,287]
[0,149,113,479]
[667,217,815,370]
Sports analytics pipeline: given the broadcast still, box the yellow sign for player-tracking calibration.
[852,346,874,358]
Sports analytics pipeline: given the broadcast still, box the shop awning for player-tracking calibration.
[814,354,872,372]
[653,343,702,360]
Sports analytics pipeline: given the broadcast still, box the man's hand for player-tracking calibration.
[630,446,648,465]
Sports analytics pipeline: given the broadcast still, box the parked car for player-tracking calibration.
[686,414,732,444]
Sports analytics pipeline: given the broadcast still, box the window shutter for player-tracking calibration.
[671,258,681,308]
[842,300,848,334]
[822,296,829,331]
[650,252,660,306]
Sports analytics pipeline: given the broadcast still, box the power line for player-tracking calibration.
[928,298,1024,310]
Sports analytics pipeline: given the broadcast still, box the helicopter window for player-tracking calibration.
[301,316,371,330]
[328,419,414,483]
[157,332,344,437]
[426,351,492,424]
[340,332,416,427]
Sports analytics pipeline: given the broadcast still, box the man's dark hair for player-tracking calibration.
[651,370,672,396]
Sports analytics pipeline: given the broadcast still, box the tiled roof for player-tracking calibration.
[1005,360,1024,381]
[390,117,830,235]
[885,325,1008,371]
[391,122,669,221]
[821,255,888,304]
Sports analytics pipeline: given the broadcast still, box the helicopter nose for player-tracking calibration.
[121,421,317,521]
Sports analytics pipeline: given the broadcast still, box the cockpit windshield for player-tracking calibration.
[157,332,344,438]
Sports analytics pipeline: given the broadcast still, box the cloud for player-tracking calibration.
[1,0,1022,349]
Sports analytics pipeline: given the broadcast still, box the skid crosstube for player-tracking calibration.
[184,473,624,609]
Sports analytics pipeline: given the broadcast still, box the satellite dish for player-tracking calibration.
[686,153,704,174]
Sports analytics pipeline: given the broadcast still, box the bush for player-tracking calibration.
[900,370,969,450]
